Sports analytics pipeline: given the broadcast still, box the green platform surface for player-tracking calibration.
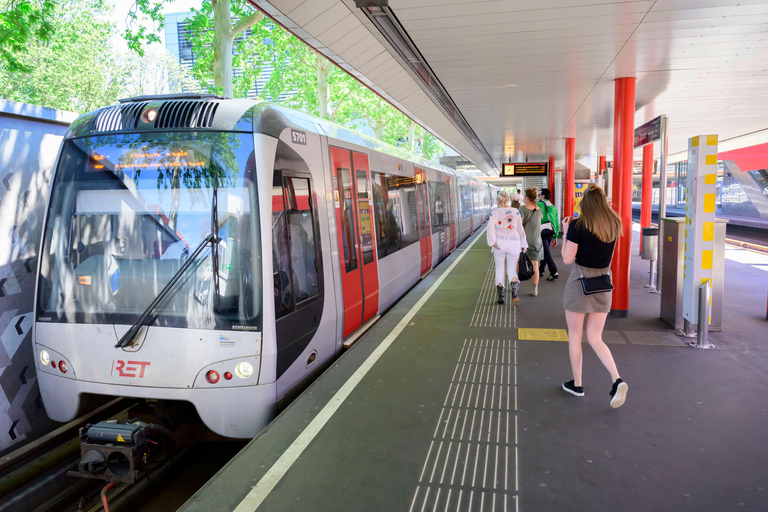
[181,227,768,512]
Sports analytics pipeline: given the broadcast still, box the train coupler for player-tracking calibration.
[67,420,154,484]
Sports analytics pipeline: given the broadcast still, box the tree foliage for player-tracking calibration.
[1,0,198,111]
[2,0,448,161]
[196,13,448,161]
[123,0,172,57]
[185,0,263,98]
[0,0,125,111]
[0,0,55,72]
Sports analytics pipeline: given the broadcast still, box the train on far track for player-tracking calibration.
[33,94,497,438]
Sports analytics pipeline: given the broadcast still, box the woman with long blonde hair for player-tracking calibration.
[560,184,628,408]
[487,190,527,305]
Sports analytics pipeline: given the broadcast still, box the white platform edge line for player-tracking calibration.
[233,228,487,512]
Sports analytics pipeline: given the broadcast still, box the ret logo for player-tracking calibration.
[111,360,151,378]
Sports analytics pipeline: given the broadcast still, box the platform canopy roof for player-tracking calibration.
[256,0,768,175]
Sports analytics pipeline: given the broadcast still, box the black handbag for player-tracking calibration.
[518,252,535,281]
[577,264,614,295]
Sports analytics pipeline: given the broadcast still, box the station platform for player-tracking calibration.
[180,226,768,512]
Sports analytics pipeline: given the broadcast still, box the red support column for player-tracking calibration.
[610,77,636,317]
[548,156,556,199]
[564,138,575,219]
[598,155,606,188]
[640,143,654,253]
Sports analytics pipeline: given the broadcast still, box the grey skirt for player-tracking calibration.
[563,264,613,313]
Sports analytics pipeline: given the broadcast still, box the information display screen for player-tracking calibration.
[501,163,548,177]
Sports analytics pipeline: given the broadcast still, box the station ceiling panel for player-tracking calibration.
[256,0,768,174]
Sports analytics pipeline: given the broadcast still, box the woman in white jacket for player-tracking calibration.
[487,191,528,305]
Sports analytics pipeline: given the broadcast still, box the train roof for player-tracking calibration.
[65,95,486,184]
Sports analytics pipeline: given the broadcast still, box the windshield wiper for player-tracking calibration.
[115,234,216,348]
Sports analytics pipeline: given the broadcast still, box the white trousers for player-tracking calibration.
[492,238,522,286]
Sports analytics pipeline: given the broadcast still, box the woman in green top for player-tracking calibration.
[537,188,560,280]
[519,187,543,296]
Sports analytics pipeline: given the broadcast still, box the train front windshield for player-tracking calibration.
[37,131,262,331]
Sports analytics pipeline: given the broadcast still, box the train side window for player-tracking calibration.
[372,172,398,259]
[371,171,421,258]
[431,181,448,229]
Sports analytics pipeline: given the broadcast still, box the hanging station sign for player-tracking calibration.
[501,162,548,177]
[634,116,662,148]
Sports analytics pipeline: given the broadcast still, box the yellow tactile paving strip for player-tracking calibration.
[517,328,569,341]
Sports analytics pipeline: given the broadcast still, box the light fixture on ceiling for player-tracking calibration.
[359,4,496,174]
[355,0,388,7]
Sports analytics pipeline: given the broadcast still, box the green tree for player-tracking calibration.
[0,0,126,112]
[0,0,55,72]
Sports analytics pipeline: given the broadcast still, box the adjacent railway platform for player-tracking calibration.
[181,227,768,512]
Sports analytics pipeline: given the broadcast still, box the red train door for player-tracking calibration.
[447,177,457,251]
[330,147,379,337]
[416,169,433,276]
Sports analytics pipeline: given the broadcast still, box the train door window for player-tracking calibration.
[339,168,358,272]
[417,178,429,238]
[285,176,320,303]
[356,170,374,264]
[272,173,320,319]
[272,176,293,318]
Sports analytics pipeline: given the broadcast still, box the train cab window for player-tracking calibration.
[272,173,320,319]
[37,131,262,331]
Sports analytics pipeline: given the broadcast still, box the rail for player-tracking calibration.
[725,237,768,255]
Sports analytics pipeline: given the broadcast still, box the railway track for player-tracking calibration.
[0,399,242,512]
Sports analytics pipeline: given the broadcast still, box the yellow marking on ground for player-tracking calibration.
[518,328,569,341]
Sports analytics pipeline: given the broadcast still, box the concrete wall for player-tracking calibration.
[0,100,78,456]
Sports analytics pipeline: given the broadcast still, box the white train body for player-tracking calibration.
[33,97,496,438]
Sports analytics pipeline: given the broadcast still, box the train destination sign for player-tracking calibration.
[501,163,548,177]
[634,116,662,148]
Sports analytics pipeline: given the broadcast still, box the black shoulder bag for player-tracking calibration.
[576,260,614,295]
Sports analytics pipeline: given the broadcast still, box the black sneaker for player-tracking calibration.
[609,378,628,408]
[562,380,584,397]
[547,273,559,281]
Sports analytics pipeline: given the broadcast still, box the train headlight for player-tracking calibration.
[40,350,50,366]
[142,108,158,123]
[235,362,253,379]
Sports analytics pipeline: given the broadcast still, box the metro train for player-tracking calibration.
[33,94,497,438]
